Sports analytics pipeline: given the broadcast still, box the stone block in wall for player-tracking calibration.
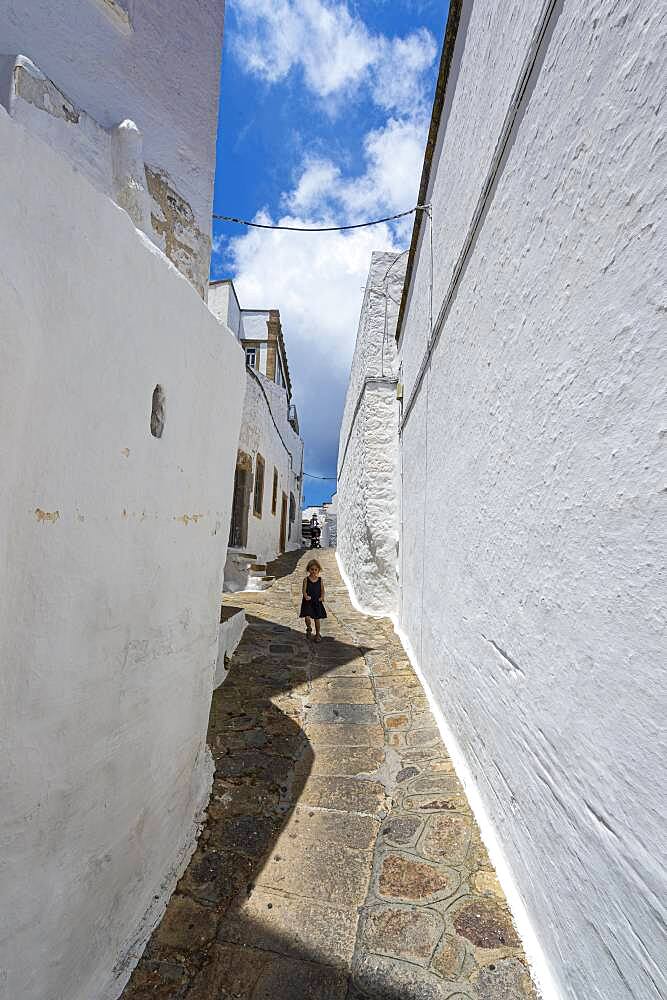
[0,53,208,294]
[0,54,112,193]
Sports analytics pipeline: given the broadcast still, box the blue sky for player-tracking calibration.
[211,0,447,506]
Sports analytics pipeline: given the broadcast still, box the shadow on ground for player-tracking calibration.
[265,548,305,581]
[122,611,414,1000]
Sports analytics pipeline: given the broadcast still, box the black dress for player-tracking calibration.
[299,577,327,619]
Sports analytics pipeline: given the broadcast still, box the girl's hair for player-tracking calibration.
[306,559,322,573]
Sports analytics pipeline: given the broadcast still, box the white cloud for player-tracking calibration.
[216,112,427,476]
[339,116,429,219]
[221,1,437,478]
[232,0,436,115]
[281,115,428,240]
[371,29,438,114]
[226,215,399,478]
[286,158,342,214]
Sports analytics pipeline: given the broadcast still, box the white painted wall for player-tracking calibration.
[209,281,243,340]
[232,369,304,566]
[0,0,224,293]
[215,610,246,688]
[0,109,245,1000]
[242,311,271,340]
[336,251,405,614]
[323,496,337,548]
[240,312,271,375]
[394,3,666,999]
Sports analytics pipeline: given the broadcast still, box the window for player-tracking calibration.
[245,347,257,368]
[272,467,278,515]
[253,454,265,517]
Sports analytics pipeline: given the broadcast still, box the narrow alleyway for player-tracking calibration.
[122,550,537,1000]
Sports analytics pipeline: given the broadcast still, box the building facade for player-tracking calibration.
[337,251,405,613]
[210,281,304,580]
[337,3,665,999]
[0,0,223,296]
[0,5,246,999]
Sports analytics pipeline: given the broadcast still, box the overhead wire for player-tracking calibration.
[213,205,430,233]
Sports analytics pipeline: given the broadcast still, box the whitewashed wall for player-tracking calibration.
[241,311,271,375]
[236,370,304,563]
[209,282,243,340]
[0,110,245,1000]
[337,251,405,614]
[395,2,666,999]
[0,0,223,294]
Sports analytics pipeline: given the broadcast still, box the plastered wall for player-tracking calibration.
[395,2,666,998]
[0,109,245,1000]
[337,251,405,614]
[0,0,224,294]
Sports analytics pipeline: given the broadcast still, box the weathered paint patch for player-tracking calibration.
[34,507,60,523]
[15,62,80,123]
[145,166,210,298]
[175,514,205,526]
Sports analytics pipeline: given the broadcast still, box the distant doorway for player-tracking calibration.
[279,492,287,553]
[229,451,252,549]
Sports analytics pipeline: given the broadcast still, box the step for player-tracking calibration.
[250,563,267,572]
[229,549,258,561]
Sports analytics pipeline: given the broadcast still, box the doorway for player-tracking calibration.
[229,451,252,549]
[279,492,288,553]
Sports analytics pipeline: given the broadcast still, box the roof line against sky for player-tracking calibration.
[395,0,464,345]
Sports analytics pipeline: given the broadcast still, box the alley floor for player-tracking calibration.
[122,550,537,1000]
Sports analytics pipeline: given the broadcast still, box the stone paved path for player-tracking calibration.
[122,549,538,1000]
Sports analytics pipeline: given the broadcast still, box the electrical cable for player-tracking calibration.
[213,205,429,233]
[303,471,337,481]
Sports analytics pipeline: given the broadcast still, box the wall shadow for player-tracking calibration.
[265,547,307,580]
[123,614,412,999]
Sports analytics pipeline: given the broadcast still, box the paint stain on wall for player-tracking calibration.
[175,514,204,526]
[35,508,60,523]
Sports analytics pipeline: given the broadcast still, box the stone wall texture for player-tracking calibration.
[0,108,245,1000]
[337,252,406,615]
[340,2,666,998]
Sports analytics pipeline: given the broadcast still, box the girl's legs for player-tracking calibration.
[305,616,313,636]
[314,619,321,642]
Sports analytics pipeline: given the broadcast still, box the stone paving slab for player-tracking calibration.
[295,745,386,778]
[282,803,380,851]
[121,549,538,1000]
[306,721,386,747]
[218,887,359,967]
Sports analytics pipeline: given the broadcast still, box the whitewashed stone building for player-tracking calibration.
[209,280,304,586]
[0,4,246,999]
[337,3,665,1000]
[337,251,405,613]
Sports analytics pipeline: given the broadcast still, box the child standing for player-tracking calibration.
[300,558,327,641]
